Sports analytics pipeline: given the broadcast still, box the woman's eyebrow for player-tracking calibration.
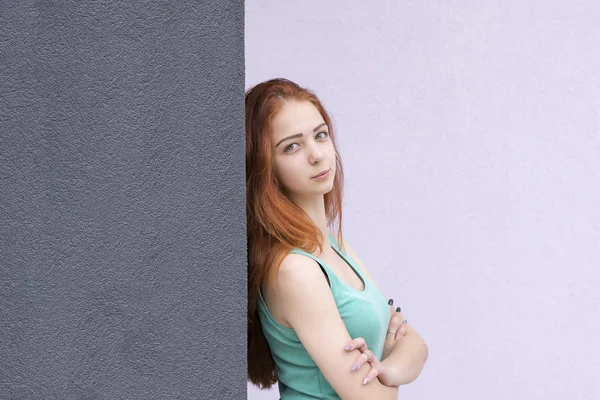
[275,123,328,148]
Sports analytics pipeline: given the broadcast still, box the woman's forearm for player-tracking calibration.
[380,331,428,387]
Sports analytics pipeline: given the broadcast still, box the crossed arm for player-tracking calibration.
[341,241,429,387]
[273,240,428,398]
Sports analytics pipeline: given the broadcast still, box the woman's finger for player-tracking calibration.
[391,306,409,339]
[398,319,409,338]
[344,337,366,351]
[384,311,404,349]
[362,353,382,385]
[350,349,374,372]
[387,299,405,332]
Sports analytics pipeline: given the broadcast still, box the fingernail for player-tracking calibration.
[351,363,359,371]
[402,320,408,324]
[396,306,401,312]
[344,344,352,350]
[388,299,394,305]
[363,377,370,385]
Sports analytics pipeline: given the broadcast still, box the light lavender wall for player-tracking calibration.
[246,1,600,399]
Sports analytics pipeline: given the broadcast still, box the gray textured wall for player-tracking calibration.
[0,2,245,399]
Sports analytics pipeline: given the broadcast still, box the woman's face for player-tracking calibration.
[270,100,336,200]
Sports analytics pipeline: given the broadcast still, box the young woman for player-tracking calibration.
[247,78,428,399]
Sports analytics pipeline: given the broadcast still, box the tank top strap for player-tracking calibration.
[287,248,341,293]
[327,233,368,282]
[288,248,332,274]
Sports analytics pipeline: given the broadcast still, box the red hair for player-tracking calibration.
[246,78,345,388]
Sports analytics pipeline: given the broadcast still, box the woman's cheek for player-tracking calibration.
[276,166,295,190]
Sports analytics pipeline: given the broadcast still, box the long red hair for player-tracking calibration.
[246,78,346,388]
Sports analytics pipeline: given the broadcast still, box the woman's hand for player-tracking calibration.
[343,337,397,386]
[343,300,409,387]
[382,300,409,361]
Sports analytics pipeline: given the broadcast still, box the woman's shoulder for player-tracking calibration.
[263,251,332,318]
[270,251,331,296]
[277,252,321,283]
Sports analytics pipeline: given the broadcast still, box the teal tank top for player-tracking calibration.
[257,233,390,399]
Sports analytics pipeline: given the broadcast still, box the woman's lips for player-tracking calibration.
[312,169,330,179]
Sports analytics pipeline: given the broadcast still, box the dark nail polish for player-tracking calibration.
[396,306,401,313]
[388,299,394,305]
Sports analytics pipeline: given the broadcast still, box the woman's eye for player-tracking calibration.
[284,143,298,152]
[283,132,327,153]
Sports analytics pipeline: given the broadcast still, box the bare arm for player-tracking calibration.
[339,239,429,385]
[274,253,399,400]
[380,326,429,386]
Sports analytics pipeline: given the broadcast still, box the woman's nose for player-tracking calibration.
[308,144,325,164]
